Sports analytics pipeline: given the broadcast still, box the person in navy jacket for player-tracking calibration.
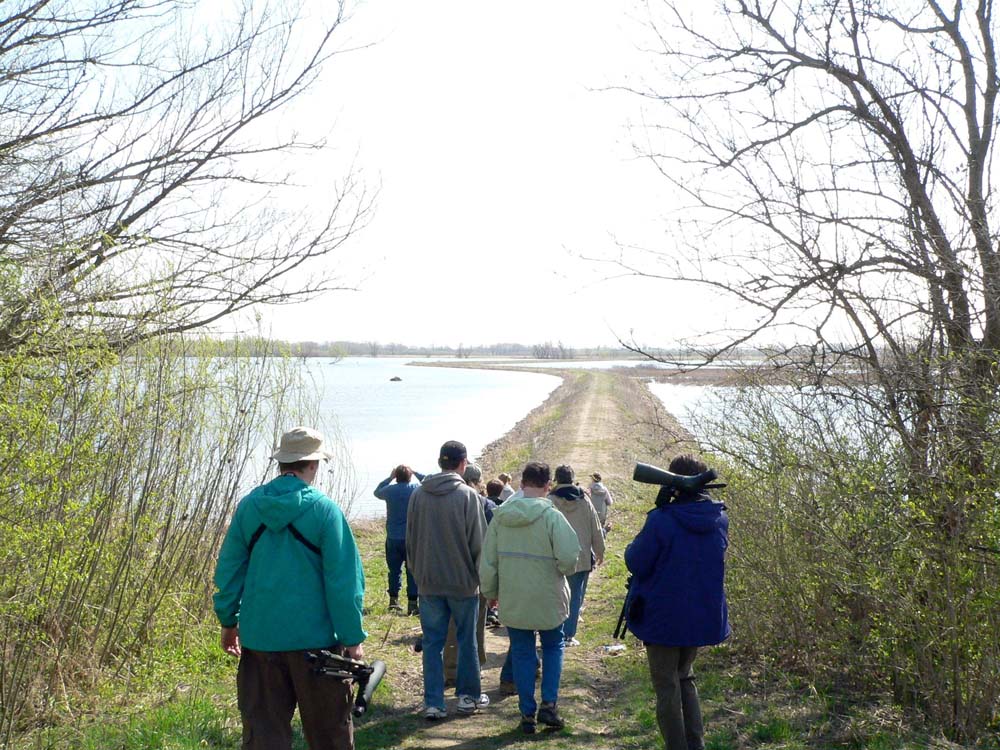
[374,464,425,615]
[624,454,730,750]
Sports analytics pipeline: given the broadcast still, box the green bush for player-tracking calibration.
[0,335,342,745]
[702,382,1000,742]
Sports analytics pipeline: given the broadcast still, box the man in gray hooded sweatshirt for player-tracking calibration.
[406,440,488,719]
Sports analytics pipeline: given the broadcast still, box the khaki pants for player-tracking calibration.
[645,644,704,750]
[444,594,487,682]
[238,647,354,750]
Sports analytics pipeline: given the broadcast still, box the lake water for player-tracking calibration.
[307,358,560,518]
[646,382,723,444]
[298,359,734,519]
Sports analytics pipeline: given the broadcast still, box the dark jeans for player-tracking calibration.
[385,537,417,599]
[238,647,353,750]
[645,644,704,750]
[444,594,487,681]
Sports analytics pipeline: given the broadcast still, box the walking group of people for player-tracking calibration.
[402,440,608,733]
[211,426,730,750]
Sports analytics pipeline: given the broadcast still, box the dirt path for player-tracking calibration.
[355,368,696,749]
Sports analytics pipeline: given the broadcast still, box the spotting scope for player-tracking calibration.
[632,462,725,506]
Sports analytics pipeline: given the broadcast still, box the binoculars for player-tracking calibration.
[633,462,724,506]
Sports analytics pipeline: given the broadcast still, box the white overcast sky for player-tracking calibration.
[252,1,719,349]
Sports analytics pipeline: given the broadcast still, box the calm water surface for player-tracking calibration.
[646,382,723,444]
[308,359,560,518]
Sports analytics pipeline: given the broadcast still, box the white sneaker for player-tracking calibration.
[456,693,490,714]
[424,705,447,720]
[564,637,581,647]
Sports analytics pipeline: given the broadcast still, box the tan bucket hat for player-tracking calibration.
[271,426,333,463]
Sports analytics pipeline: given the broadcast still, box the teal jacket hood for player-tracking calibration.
[248,473,321,530]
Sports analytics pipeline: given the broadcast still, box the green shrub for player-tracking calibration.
[0,335,343,745]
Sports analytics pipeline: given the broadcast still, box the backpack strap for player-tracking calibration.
[247,523,267,555]
[246,522,321,557]
[287,523,321,555]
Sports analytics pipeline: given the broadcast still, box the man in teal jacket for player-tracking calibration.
[213,426,367,750]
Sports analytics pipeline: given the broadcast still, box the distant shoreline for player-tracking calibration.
[408,358,750,387]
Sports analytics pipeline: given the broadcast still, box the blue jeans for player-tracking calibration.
[500,640,539,683]
[385,538,417,599]
[563,570,590,640]
[418,595,481,709]
[508,625,564,717]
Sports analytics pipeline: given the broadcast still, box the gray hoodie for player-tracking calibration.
[405,471,486,597]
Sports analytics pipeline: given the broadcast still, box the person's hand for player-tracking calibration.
[345,643,365,660]
[221,626,241,657]
[488,599,498,608]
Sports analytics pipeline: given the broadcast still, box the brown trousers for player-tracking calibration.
[645,644,704,750]
[444,594,487,681]
[238,648,354,750]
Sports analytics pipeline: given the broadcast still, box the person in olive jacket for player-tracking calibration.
[624,454,730,750]
[479,461,580,734]
[213,427,366,750]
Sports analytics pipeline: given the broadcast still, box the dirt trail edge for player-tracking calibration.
[353,368,697,750]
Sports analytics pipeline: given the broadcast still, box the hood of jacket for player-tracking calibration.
[247,474,320,531]
[550,484,585,502]
[667,498,727,534]
[493,495,552,527]
[419,471,467,496]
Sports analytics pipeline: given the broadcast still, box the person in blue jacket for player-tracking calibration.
[624,454,730,750]
[374,464,425,615]
[214,426,366,750]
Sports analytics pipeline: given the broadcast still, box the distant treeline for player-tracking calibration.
[205,338,685,360]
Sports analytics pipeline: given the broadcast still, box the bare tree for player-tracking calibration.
[0,0,372,356]
[616,0,1000,484]
[612,0,1000,738]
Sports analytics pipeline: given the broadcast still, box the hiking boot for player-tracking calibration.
[521,714,537,734]
[499,680,516,696]
[537,701,565,729]
[388,596,402,612]
[407,598,419,616]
